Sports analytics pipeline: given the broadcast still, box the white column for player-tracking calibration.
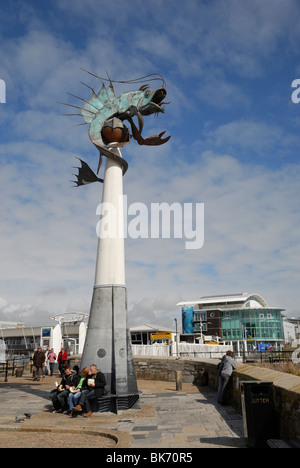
[94,147,125,287]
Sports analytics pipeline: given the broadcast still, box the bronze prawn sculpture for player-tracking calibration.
[60,71,171,186]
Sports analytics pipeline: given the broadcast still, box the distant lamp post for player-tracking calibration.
[242,324,248,352]
[174,318,179,357]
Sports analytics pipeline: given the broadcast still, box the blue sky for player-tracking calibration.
[1,0,300,328]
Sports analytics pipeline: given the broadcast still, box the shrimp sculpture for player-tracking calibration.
[61,71,171,186]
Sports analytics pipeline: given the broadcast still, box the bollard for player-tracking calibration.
[5,360,8,382]
[175,370,182,391]
[15,367,23,378]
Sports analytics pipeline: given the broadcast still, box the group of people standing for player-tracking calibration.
[31,346,69,380]
[50,363,106,418]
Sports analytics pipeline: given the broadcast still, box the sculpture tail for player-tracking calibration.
[72,158,103,186]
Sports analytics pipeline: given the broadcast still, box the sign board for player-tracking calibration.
[150,332,172,340]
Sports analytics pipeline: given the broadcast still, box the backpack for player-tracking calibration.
[217,358,225,376]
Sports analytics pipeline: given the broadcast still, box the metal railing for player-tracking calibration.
[0,358,30,382]
[132,344,296,362]
[242,350,294,363]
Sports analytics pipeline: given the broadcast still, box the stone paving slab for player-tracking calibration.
[0,373,247,448]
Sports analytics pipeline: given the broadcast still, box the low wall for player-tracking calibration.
[133,356,300,440]
[133,356,218,387]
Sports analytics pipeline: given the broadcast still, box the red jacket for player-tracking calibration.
[57,351,68,363]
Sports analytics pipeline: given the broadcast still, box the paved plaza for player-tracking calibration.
[0,372,247,448]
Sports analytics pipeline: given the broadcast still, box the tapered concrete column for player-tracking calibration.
[94,148,125,287]
[81,148,138,411]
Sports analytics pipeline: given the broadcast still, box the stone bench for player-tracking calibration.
[90,393,140,414]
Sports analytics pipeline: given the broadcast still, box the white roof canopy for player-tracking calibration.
[176,292,283,310]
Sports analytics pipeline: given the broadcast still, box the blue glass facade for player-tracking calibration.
[221,309,284,342]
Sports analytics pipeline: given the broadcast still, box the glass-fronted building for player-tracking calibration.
[177,293,285,353]
[221,308,284,347]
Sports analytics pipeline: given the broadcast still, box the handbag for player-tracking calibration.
[217,360,224,376]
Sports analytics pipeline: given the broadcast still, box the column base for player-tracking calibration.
[80,285,139,411]
[91,393,140,414]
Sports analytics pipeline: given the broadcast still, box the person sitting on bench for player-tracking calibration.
[72,364,106,417]
[51,364,80,413]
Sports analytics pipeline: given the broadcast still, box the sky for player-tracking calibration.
[0,0,300,330]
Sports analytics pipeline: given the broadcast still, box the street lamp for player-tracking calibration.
[174,318,179,357]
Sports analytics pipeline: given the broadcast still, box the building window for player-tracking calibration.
[131,333,143,344]
[194,322,208,333]
[194,310,207,322]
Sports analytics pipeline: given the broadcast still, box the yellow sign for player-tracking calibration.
[150,332,172,340]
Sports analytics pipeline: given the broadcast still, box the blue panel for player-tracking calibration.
[182,306,194,334]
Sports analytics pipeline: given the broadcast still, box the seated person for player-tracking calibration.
[51,364,80,413]
[72,364,106,417]
[68,367,89,416]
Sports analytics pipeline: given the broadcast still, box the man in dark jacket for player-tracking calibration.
[73,364,106,417]
[33,347,45,381]
[51,365,80,413]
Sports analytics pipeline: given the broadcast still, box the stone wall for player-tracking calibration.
[133,356,300,440]
[133,356,218,388]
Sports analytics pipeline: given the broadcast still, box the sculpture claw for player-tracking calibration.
[127,116,170,146]
[141,131,171,146]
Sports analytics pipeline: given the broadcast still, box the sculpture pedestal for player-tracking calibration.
[81,285,139,412]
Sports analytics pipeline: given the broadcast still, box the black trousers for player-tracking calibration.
[51,389,69,410]
[79,389,96,412]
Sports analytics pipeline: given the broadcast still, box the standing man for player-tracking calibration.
[32,346,45,381]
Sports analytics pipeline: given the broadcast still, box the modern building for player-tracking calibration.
[0,313,88,358]
[130,324,175,345]
[177,292,285,354]
[0,321,25,329]
[284,317,300,345]
[0,319,175,359]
